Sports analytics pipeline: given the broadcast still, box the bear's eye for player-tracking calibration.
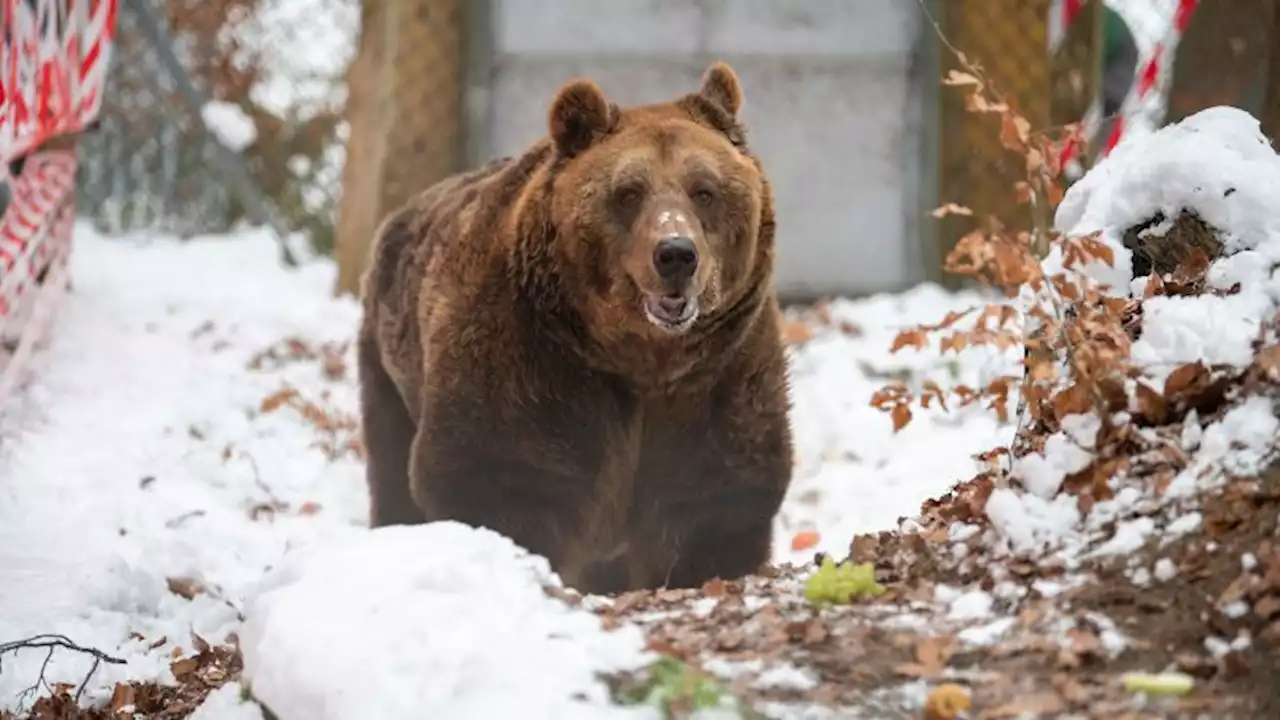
[691,188,716,207]
[614,186,644,210]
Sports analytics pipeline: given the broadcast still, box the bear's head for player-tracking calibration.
[542,62,772,340]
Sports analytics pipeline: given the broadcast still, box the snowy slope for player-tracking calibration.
[0,221,1013,717]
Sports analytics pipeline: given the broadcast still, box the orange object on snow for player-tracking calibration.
[790,529,820,552]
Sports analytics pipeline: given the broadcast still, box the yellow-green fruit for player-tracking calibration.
[803,556,886,606]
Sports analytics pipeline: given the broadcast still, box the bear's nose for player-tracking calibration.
[653,236,698,283]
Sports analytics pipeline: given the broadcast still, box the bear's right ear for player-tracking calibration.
[698,61,743,118]
[548,79,613,158]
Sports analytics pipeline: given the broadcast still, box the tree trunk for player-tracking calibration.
[332,0,465,298]
[1262,2,1280,144]
[1165,0,1275,125]
[333,0,388,297]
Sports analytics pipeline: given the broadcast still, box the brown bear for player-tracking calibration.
[357,61,793,594]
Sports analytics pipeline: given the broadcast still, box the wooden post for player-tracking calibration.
[333,0,386,297]
[1165,0,1276,125]
[1261,2,1280,144]
[333,0,465,298]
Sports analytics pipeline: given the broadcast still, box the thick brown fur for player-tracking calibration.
[358,61,793,594]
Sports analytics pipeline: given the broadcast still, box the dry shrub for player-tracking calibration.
[870,49,1130,448]
[868,40,1280,526]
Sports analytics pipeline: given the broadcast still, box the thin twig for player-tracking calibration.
[911,0,1124,137]
[0,634,126,706]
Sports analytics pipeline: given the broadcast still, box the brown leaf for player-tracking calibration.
[930,202,974,218]
[848,534,879,564]
[781,320,813,345]
[999,113,1030,152]
[260,387,300,413]
[942,70,982,87]
[1051,382,1092,420]
[701,578,727,597]
[1164,362,1207,398]
[1067,627,1103,659]
[890,328,929,353]
[1142,270,1166,298]
[166,576,208,601]
[892,661,929,678]
[1013,181,1033,204]
[803,619,829,645]
[980,691,1066,718]
[170,656,200,680]
[1134,381,1169,425]
[1025,147,1045,173]
[1254,345,1280,380]
[191,631,212,655]
[1254,594,1280,620]
[109,683,135,713]
[297,501,323,516]
[915,635,957,677]
[890,403,912,433]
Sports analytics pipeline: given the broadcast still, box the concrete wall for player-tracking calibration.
[467,0,929,300]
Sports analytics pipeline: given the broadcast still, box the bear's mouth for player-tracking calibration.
[643,293,699,333]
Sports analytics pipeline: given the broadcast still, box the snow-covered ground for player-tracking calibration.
[0,221,1014,717]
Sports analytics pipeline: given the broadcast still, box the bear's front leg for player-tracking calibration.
[631,471,789,590]
[409,433,596,586]
[629,395,793,589]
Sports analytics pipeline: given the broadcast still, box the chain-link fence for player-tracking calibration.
[935,0,1053,277]
[76,0,358,253]
[332,0,465,293]
[931,0,1280,280]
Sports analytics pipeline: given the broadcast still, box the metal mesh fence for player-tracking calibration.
[935,0,1053,275]
[75,0,359,251]
[933,0,1279,277]
[331,0,466,293]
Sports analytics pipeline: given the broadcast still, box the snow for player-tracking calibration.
[753,664,819,692]
[188,684,265,720]
[240,522,654,720]
[0,223,365,709]
[226,0,358,120]
[776,285,1019,560]
[0,222,1012,717]
[202,101,259,153]
[988,106,1280,560]
[213,0,358,215]
[946,590,994,621]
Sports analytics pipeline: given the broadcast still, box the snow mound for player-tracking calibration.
[1051,105,1280,297]
[986,106,1280,558]
[240,522,656,720]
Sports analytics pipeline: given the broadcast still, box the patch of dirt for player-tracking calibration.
[1123,210,1223,280]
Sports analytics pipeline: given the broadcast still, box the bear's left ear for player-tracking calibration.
[698,61,743,118]
[548,79,613,158]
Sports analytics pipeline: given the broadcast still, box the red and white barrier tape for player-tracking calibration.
[0,0,116,406]
[0,150,75,406]
[1051,0,1199,176]
[2,0,118,163]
